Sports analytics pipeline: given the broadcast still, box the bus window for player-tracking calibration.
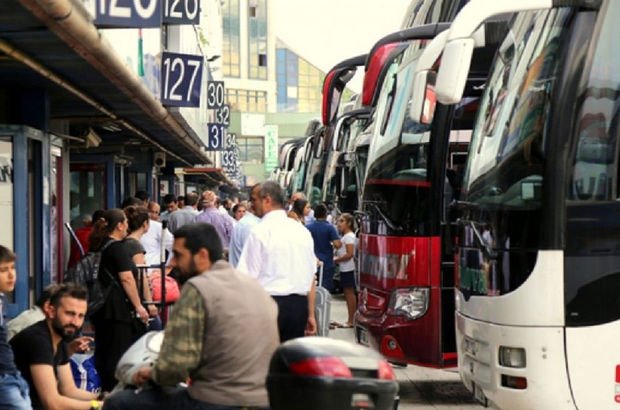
[459,9,572,297]
[565,0,620,326]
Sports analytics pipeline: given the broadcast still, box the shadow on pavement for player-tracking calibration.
[398,380,479,405]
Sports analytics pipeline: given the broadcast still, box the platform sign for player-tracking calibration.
[163,0,200,25]
[222,133,238,173]
[264,125,279,173]
[94,0,162,28]
[207,81,225,109]
[207,123,226,151]
[161,52,204,107]
[214,105,230,126]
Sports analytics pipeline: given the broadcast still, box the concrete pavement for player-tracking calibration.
[328,294,485,410]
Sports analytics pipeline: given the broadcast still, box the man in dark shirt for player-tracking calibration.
[0,245,32,410]
[306,204,341,292]
[11,283,102,410]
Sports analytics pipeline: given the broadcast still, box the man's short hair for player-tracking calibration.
[184,192,198,207]
[49,283,88,308]
[260,182,285,207]
[121,196,143,208]
[163,194,177,205]
[173,223,223,263]
[135,190,149,202]
[313,204,328,219]
[0,245,15,264]
[36,284,60,309]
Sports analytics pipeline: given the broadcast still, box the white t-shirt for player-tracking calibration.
[336,232,356,272]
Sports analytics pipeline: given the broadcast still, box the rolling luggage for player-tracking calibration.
[314,262,332,337]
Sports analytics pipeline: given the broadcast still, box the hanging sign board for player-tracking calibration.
[207,124,226,151]
[163,0,200,25]
[206,81,225,109]
[160,51,204,107]
[94,0,162,28]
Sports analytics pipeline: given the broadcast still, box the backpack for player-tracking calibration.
[64,240,117,316]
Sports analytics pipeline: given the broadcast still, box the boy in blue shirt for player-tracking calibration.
[0,245,32,409]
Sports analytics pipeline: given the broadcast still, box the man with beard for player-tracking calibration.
[103,223,279,410]
[11,284,103,410]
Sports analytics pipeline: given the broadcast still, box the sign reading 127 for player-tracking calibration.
[95,0,161,28]
[161,51,203,107]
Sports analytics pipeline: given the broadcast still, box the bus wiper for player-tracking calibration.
[369,203,404,232]
[458,218,495,260]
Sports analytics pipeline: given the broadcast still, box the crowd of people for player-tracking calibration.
[0,182,359,410]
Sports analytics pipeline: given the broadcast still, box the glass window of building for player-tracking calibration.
[223,0,241,77]
[238,137,264,163]
[249,0,268,80]
[275,45,326,113]
[226,89,267,113]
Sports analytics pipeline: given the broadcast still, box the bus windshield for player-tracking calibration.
[458,9,572,297]
[362,52,433,236]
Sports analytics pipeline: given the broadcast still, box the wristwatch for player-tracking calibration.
[90,399,101,410]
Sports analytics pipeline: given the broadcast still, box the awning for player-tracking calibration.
[0,0,209,165]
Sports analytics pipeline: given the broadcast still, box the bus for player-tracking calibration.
[354,16,495,367]
[321,39,410,214]
[420,0,617,407]
[302,54,366,205]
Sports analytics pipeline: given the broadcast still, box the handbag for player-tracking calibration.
[149,272,181,304]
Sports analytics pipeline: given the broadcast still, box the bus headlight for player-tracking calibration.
[499,346,526,368]
[388,288,429,320]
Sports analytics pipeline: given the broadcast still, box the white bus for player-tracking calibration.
[410,0,619,408]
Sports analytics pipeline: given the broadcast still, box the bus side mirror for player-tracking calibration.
[409,70,437,125]
[435,38,475,104]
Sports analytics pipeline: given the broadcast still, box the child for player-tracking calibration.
[334,213,357,328]
[0,245,32,409]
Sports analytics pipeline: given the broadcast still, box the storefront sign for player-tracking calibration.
[264,125,279,173]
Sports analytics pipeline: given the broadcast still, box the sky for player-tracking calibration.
[272,0,412,92]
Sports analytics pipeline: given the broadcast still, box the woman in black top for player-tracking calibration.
[89,209,149,392]
[123,205,159,323]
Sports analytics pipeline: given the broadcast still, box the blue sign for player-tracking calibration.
[161,52,204,107]
[207,124,226,151]
[95,0,162,28]
[163,0,200,25]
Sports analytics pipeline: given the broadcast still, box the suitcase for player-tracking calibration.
[314,262,332,337]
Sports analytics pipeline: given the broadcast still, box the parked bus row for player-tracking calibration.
[272,0,617,408]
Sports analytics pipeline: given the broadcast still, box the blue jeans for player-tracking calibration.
[103,387,268,410]
[0,372,32,410]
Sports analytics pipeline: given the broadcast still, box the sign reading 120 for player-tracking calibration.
[95,0,161,28]
[163,0,200,24]
[161,51,203,107]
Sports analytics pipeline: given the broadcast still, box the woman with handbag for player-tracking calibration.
[89,209,149,392]
[123,205,161,330]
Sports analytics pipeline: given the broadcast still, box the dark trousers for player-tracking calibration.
[93,318,146,391]
[103,387,267,410]
[272,295,308,343]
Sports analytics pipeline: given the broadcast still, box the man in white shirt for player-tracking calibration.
[238,182,317,341]
[141,202,173,267]
[229,185,261,267]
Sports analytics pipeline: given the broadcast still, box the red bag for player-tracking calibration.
[149,272,180,304]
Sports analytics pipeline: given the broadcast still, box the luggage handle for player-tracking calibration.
[317,261,324,287]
